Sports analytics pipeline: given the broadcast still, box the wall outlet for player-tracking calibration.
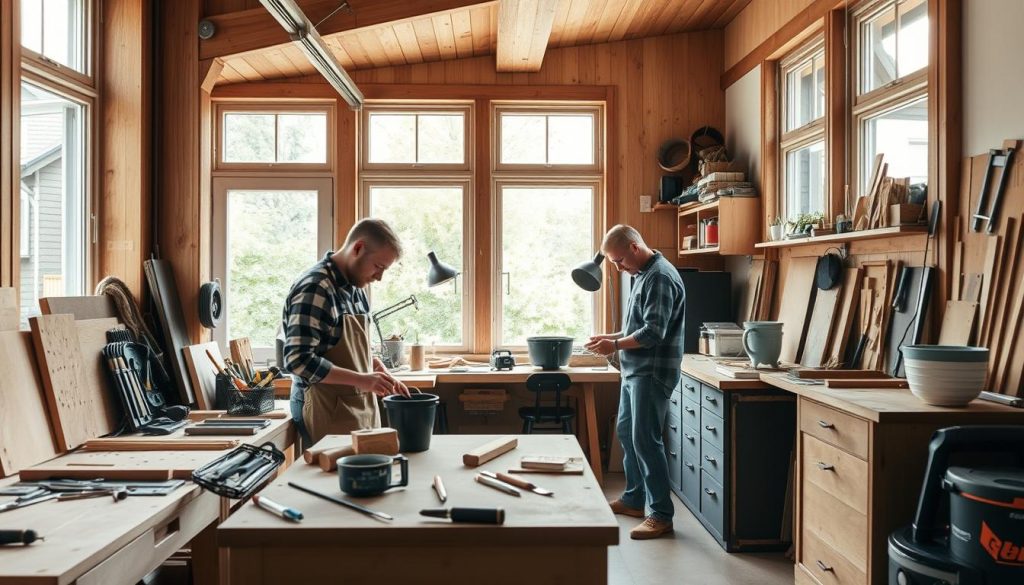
[640,195,652,212]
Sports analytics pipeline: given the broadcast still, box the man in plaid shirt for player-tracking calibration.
[282,219,410,444]
[585,224,684,540]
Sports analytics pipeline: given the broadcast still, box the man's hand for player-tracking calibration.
[355,372,410,397]
[585,338,618,356]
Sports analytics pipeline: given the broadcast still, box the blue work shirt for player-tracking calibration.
[618,252,685,394]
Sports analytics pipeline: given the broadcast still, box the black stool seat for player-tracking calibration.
[520,373,574,435]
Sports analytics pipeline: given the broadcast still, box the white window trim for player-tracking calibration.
[492,178,602,350]
[210,176,335,363]
[492,103,604,173]
[360,103,473,172]
[779,36,827,220]
[359,178,475,354]
[214,103,335,172]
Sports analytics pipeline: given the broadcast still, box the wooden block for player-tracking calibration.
[0,330,59,477]
[81,438,240,451]
[938,301,979,346]
[183,342,223,410]
[30,314,119,451]
[463,436,518,467]
[0,288,17,330]
[507,457,584,475]
[352,427,399,455]
[793,369,889,380]
[825,379,909,389]
[319,445,357,472]
[230,337,254,368]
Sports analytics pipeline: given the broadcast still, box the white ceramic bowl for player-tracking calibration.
[904,358,986,406]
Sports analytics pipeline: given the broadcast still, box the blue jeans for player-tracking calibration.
[289,379,312,447]
[616,375,674,522]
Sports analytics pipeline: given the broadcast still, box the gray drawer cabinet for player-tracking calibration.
[666,372,796,552]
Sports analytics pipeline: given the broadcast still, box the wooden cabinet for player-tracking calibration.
[677,197,761,256]
[666,368,795,551]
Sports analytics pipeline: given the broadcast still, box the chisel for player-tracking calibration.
[474,474,521,497]
[0,529,42,545]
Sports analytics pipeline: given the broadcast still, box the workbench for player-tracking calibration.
[0,408,297,585]
[219,434,619,585]
[394,366,620,484]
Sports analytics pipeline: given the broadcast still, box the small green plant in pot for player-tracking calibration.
[786,212,825,238]
[768,216,784,241]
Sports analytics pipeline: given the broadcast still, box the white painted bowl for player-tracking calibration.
[904,358,986,406]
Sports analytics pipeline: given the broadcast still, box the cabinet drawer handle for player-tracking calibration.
[684,433,695,442]
[704,488,716,497]
[704,395,717,404]
[685,462,695,470]
[816,462,835,471]
[669,450,677,458]
[704,425,717,432]
[684,406,695,414]
[704,455,716,464]
[669,424,678,431]
[818,420,835,429]
[684,384,696,392]
[815,560,833,572]
[671,398,679,405]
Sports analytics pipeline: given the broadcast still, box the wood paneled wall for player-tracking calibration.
[100,0,151,301]
[344,31,726,253]
[1,0,16,288]
[724,0,816,70]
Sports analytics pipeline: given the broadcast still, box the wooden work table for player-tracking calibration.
[219,434,619,585]
[395,366,620,484]
[681,354,772,390]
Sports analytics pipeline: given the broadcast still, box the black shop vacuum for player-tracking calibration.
[889,426,1024,584]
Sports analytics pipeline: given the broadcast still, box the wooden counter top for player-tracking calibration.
[399,365,619,384]
[681,354,772,390]
[760,372,1024,423]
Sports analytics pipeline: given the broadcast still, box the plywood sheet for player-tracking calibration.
[18,449,230,481]
[30,314,120,451]
[939,301,978,346]
[0,330,59,477]
[802,283,842,368]
[76,318,124,429]
[39,295,118,320]
[184,342,223,410]
[777,256,818,364]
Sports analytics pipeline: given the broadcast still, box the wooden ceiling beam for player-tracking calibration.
[495,0,559,72]
[200,0,496,61]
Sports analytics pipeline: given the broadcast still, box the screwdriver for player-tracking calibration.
[0,529,43,546]
[420,507,505,524]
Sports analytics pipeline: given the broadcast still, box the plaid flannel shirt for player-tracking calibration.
[281,251,370,400]
[618,252,686,392]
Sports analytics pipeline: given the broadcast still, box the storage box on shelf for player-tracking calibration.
[677,198,760,256]
[666,356,795,551]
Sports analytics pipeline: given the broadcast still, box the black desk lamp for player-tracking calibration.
[571,252,619,331]
[427,251,459,287]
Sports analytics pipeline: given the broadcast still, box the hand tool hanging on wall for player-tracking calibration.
[972,142,1017,233]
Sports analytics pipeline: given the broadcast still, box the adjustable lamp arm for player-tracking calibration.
[371,295,419,348]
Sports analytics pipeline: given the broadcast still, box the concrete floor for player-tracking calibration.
[602,473,794,585]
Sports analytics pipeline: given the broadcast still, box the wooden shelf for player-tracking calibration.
[754,225,928,249]
[677,199,720,219]
[653,203,677,212]
[678,246,720,256]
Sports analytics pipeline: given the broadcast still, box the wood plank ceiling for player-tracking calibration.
[216,0,751,84]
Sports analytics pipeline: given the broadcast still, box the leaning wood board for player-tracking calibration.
[777,256,818,364]
[802,282,843,368]
[990,219,1023,386]
[0,287,17,330]
[0,330,60,477]
[18,449,234,480]
[938,301,979,346]
[183,341,223,410]
[230,337,254,368]
[30,314,119,451]
[40,295,118,320]
[826,268,863,367]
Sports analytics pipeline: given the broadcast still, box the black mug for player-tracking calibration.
[337,454,408,497]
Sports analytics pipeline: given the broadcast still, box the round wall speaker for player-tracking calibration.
[199,281,223,328]
[198,19,216,41]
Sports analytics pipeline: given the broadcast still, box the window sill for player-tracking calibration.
[753,225,927,249]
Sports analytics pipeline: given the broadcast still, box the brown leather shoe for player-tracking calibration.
[630,516,674,540]
[608,499,644,518]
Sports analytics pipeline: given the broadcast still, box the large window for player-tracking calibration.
[363,106,470,169]
[495,107,600,169]
[779,38,826,219]
[854,0,929,194]
[18,0,94,326]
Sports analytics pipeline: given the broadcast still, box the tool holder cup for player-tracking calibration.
[215,373,275,416]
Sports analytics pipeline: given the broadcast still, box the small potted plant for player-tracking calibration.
[768,216,784,241]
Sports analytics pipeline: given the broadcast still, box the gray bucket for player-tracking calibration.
[382,393,439,452]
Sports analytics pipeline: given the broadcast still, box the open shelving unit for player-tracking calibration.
[677,197,760,256]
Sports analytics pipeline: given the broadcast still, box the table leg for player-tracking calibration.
[190,520,219,585]
[582,382,603,485]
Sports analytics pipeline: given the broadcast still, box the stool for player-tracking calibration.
[519,373,574,434]
[434,400,449,434]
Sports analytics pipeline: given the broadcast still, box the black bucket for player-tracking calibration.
[382,393,438,452]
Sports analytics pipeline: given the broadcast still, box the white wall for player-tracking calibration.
[724,65,762,320]
[963,0,1024,156]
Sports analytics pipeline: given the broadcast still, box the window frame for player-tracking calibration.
[492,178,602,350]
[19,0,95,90]
[360,103,473,172]
[778,36,827,221]
[214,102,336,172]
[492,103,604,174]
[359,178,476,353]
[851,0,929,201]
[210,176,335,362]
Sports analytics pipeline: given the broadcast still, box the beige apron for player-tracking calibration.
[302,314,381,444]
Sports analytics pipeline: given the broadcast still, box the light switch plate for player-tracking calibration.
[640,195,652,212]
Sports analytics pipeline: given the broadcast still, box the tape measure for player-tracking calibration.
[199,280,223,329]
